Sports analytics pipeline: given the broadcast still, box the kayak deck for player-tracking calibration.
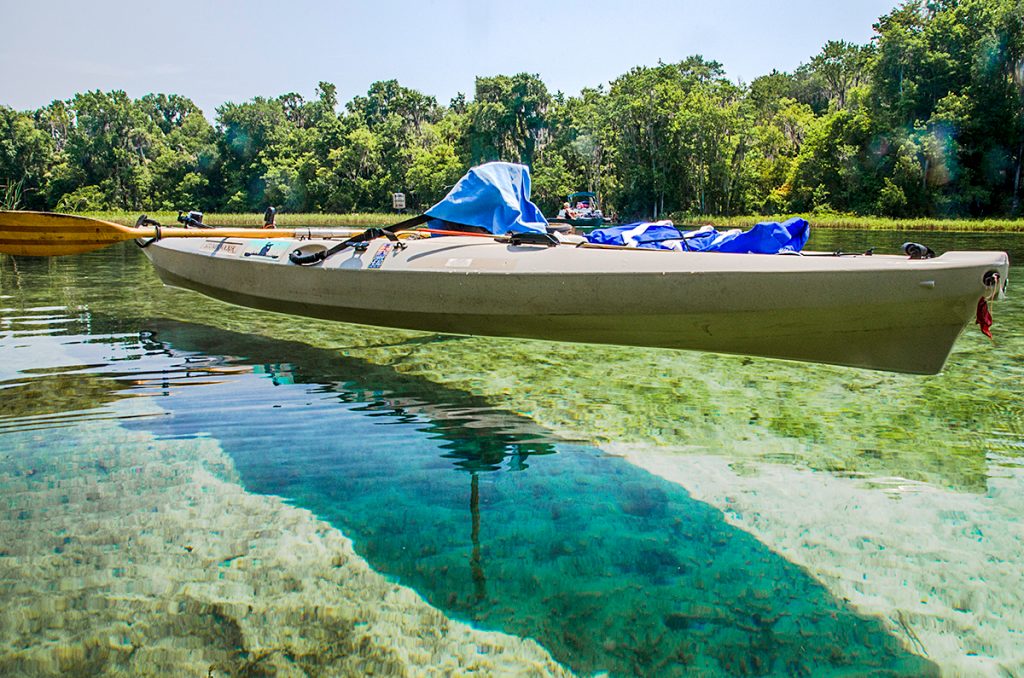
[143,234,1010,374]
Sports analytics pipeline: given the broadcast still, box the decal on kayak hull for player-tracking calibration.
[369,243,393,269]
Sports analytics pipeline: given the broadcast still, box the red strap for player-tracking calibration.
[976,297,993,339]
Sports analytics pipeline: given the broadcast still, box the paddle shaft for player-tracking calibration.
[0,211,384,256]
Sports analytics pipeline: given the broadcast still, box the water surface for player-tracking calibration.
[1,229,1022,675]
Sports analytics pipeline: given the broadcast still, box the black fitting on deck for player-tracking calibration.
[507,231,559,247]
[289,249,329,266]
[134,214,163,248]
[902,242,935,259]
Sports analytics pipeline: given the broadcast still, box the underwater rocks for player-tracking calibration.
[0,404,570,677]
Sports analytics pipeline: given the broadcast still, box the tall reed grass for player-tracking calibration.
[1,180,24,211]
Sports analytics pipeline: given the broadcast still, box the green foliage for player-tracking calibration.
[469,73,551,165]
[56,185,109,212]
[1,178,23,210]
[530,154,576,215]
[405,141,463,211]
[877,177,909,216]
[0,106,52,209]
[786,105,878,213]
[3,2,1023,220]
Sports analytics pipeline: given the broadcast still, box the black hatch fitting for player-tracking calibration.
[902,242,935,259]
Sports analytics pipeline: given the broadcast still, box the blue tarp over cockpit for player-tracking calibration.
[586,218,810,254]
[425,162,548,235]
[421,162,809,252]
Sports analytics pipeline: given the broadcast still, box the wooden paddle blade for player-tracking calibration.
[0,211,140,256]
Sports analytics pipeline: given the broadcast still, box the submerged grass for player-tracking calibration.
[80,211,1024,232]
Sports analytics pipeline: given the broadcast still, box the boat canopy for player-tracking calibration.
[587,218,810,254]
[425,162,548,235]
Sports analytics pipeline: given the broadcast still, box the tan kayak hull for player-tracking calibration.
[142,235,1010,374]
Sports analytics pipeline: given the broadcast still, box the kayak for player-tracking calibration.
[140,232,1009,374]
[0,160,1010,375]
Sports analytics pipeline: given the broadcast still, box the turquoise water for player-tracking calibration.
[122,323,931,676]
[1,230,1022,675]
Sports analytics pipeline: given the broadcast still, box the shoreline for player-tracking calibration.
[69,211,1024,233]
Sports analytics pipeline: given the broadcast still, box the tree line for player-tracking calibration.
[1,0,1022,220]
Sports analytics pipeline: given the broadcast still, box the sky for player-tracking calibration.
[1,0,899,118]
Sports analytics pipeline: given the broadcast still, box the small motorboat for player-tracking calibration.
[550,192,611,228]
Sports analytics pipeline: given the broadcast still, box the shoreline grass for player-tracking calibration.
[676,214,1024,232]
[78,211,1024,233]
[78,212,404,228]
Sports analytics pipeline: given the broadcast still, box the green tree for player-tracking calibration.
[603,63,685,218]
[809,41,874,110]
[140,94,218,210]
[785,100,878,214]
[216,95,289,210]
[469,73,551,166]
[0,106,54,209]
[53,90,165,210]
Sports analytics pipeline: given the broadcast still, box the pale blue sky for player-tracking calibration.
[2,0,898,117]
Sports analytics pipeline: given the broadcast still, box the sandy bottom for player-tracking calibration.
[612,443,1024,678]
[0,399,570,677]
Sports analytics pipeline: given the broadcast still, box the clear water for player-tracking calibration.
[1,230,1022,676]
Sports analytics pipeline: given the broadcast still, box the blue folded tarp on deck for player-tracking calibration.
[425,162,548,235]
[586,217,810,253]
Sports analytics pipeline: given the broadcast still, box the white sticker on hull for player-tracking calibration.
[200,239,245,255]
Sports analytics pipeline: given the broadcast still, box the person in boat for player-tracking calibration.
[562,201,577,219]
